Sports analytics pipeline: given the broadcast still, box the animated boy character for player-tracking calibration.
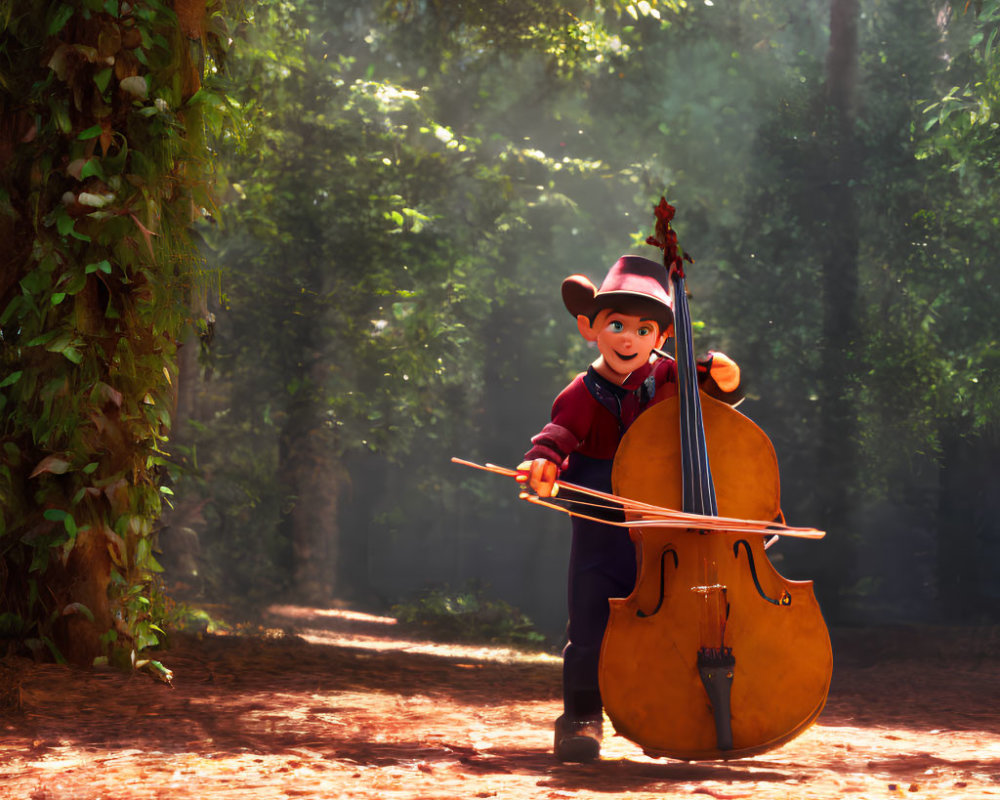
[518,255,740,763]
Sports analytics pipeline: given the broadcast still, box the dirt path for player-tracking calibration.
[1,606,998,799]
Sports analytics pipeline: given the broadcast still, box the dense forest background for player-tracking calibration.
[3,0,1000,663]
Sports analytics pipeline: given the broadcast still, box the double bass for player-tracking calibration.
[598,198,832,759]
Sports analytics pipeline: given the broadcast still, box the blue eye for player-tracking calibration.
[610,320,624,332]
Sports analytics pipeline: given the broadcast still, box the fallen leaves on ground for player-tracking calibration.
[1,609,998,799]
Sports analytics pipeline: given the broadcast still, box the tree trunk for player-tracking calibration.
[937,423,1000,620]
[278,371,345,606]
[815,0,861,620]
[1,0,212,665]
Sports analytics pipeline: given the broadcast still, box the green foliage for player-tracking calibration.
[173,0,655,598]
[0,0,240,664]
[391,582,547,649]
[913,0,1000,435]
[163,0,1000,629]
[377,0,689,74]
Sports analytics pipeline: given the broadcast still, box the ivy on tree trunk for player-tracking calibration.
[0,0,231,668]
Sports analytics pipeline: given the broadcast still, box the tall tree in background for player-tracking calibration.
[815,0,860,617]
[0,0,232,665]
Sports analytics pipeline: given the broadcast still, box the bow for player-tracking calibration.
[451,458,824,544]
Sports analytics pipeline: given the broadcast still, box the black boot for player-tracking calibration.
[554,714,603,763]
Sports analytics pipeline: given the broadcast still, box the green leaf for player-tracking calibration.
[0,295,22,325]
[77,124,104,141]
[56,213,75,236]
[24,329,59,347]
[51,292,67,305]
[0,371,22,389]
[62,347,83,364]
[140,660,173,684]
[134,538,150,570]
[85,259,112,274]
[64,272,87,295]
[46,4,74,36]
[45,333,72,354]
[81,159,106,181]
[55,212,91,242]
[19,268,47,296]
[49,97,71,134]
[94,67,112,94]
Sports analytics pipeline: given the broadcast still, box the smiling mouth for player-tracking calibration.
[615,351,638,361]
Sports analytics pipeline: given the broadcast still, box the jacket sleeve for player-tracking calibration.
[523,375,595,465]
[524,422,579,465]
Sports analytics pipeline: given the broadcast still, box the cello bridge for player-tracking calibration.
[697,645,735,668]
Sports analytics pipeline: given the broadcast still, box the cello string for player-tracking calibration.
[673,274,698,512]
[474,458,722,521]
[671,272,718,517]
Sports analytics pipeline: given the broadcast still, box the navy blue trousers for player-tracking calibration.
[560,454,636,720]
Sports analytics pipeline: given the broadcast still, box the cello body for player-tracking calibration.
[598,392,833,760]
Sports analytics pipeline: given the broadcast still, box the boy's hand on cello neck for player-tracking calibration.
[517,458,560,498]
[701,350,740,394]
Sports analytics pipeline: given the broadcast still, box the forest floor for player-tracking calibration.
[1,605,999,800]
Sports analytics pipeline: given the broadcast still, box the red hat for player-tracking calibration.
[561,255,673,329]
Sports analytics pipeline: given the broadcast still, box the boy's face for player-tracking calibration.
[579,308,670,378]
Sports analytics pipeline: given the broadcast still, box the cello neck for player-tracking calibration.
[670,267,718,517]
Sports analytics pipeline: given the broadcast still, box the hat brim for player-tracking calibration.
[562,275,673,329]
[561,274,599,318]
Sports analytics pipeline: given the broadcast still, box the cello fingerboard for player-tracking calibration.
[671,270,718,517]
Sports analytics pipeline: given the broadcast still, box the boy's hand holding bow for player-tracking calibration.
[516,458,559,498]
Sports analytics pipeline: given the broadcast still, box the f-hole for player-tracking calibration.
[733,539,791,606]
[637,547,679,618]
